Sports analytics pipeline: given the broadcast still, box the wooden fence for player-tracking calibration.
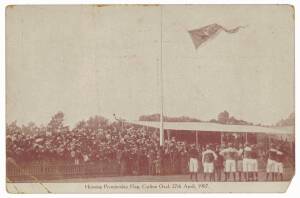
[7,161,120,181]
[7,158,294,182]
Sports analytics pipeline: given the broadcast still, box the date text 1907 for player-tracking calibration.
[171,183,209,189]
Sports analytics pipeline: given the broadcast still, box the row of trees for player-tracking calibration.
[275,112,295,127]
[6,111,110,135]
[139,114,201,122]
[139,111,295,127]
[138,111,253,125]
[210,110,254,125]
[7,110,295,135]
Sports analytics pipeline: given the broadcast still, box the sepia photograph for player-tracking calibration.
[5,4,294,193]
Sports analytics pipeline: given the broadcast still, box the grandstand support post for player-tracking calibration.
[245,132,248,144]
[196,131,198,147]
[267,134,271,159]
[159,6,164,147]
[221,132,223,145]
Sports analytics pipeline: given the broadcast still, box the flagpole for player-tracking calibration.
[159,6,164,147]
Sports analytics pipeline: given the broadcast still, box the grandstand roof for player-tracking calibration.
[128,121,294,135]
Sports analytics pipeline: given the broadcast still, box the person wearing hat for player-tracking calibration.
[188,144,199,181]
[180,147,189,174]
[220,142,238,181]
[154,153,162,175]
[147,149,156,175]
[119,148,129,176]
[202,144,217,181]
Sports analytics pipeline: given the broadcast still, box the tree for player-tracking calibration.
[138,113,201,122]
[21,121,38,134]
[275,112,295,127]
[209,119,218,123]
[73,120,87,132]
[228,116,237,124]
[217,110,230,124]
[6,120,21,134]
[47,111,66,133]
[86,115,108,131]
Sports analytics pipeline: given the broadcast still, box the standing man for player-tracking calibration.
[147,149,155,175]
[243,143,252,181]
[180,147,188,174]
[250,144,259,181]
[220,143,238,181]
[119,148,129,176]
[154,153,162,175]
[237,144,244,181]
[188,144,199,181]
[275,145,284,181]
[202,144,218,181]
[163,147,171,175]
[266,144,278,181]
[215,145,224,181]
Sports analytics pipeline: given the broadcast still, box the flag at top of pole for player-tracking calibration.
[158,22,245,147]
[188,23,246,49]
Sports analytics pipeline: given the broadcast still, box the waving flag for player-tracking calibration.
[188,23,245,49]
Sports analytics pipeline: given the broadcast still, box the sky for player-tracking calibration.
[6,5,294,127]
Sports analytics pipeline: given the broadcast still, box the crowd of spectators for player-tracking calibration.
[7,121,193,175]
[6,119,294,177]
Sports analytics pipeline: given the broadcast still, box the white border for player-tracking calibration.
[1,0,298,198]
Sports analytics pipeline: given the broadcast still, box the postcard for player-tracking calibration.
[6,5,294,193]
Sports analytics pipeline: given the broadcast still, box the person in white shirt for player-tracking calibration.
[202,144,217,181]
[220,143,238,181]
[266,144,278,181]
[243,143,252,181]
[237,144,244,181]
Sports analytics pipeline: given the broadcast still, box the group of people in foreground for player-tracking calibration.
[188,142,286,182]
